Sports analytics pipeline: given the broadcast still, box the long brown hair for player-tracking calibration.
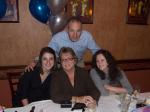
[92,49,121,81]
[38,47,57,74]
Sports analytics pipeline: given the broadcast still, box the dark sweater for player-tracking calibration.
[13,67,52,107]
[50,66,100,103]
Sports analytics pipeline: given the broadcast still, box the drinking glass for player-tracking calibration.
[120,94,131,112]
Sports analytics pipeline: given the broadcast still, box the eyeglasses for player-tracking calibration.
[61,58,75,62]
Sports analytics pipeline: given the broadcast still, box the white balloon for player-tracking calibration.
[47,0,68,15]
[49,11,68,34]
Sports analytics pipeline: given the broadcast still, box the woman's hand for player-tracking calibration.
[84,97,96,109]
[24,62,36,72]
[72,96,96,108]
[0,105,5,110]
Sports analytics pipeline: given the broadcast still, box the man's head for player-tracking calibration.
[67,17,82,42]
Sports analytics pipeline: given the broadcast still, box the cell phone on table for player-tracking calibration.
[71,103,86,111]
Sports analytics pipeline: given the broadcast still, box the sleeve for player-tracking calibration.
[48,36,59,57]
[17,72,31,100]
[84,70,100,102]
[87,32,100,54]
[50,73,72,103]
[90,69,107,96]
[119,70,133,94]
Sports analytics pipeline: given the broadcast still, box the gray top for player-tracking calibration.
[90,68,133,96]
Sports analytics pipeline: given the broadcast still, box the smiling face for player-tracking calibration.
[41,52,55,72]
[96,53,108,71]
[61,52,76,71]
[67,21,82,42]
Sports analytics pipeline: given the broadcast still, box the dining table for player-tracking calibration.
[4,92,150,112]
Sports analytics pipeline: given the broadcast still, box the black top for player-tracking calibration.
[13,67,52,107]
[50,66,100,104]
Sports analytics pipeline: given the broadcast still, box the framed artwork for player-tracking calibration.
[0,0,19,23]
[126,0,150,25]
[66,0,94,24]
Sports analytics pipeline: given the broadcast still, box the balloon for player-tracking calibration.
[0,0,7,18]
[49,11,68,34]
[29,0,51,23]
[47,0,68,15]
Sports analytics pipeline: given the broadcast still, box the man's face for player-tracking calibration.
[68,21,82,42]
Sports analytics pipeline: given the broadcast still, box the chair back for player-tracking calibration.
[7,72,22,97]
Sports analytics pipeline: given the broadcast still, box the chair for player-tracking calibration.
[7,72,22,99]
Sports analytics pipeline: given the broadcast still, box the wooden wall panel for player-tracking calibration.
[83,0,150,60]
[0,0,150,65]
[126,70,150,92]
[0,0,51,66]
[0,80,12,107]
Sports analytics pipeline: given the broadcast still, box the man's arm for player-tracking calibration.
[24,58,38,72]
[48,35,59,57]
[25,35,58,72]
[87,32,100,54]
[25,33,60,72]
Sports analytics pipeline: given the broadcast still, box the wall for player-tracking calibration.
[83,0,150,60]
[0,80,11,107]
[0,0,51,66]
[126,70,150,92]
[0,0,150,66]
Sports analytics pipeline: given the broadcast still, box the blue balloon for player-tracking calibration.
[0,0,7,18]
[29,0,51,23]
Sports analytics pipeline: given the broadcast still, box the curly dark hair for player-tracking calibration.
[92,49,121,81]
[38,47,57,74]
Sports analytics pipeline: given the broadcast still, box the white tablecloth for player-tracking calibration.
[4,95,121,112]
[4,93,150,112]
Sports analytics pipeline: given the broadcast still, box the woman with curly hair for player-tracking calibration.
[90,49,133,96]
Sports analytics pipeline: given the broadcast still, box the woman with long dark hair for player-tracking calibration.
[90,49,133,96]
[13,47,57,107]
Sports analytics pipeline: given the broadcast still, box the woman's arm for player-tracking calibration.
[119,70,133,94]
[90,69,108,96]
[105,69,133,94]
[17,72,31,105]
[104,84,127,94]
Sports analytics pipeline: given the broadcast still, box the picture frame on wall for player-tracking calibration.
[126,0,150,25]
[0,0,19,23]
[66,0,94,24]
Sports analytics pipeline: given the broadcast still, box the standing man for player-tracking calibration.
[48,17,100,67]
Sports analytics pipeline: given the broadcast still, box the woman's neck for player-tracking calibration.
[64,67,75,76]
[64,67,75,87]
[42,68,50,76]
